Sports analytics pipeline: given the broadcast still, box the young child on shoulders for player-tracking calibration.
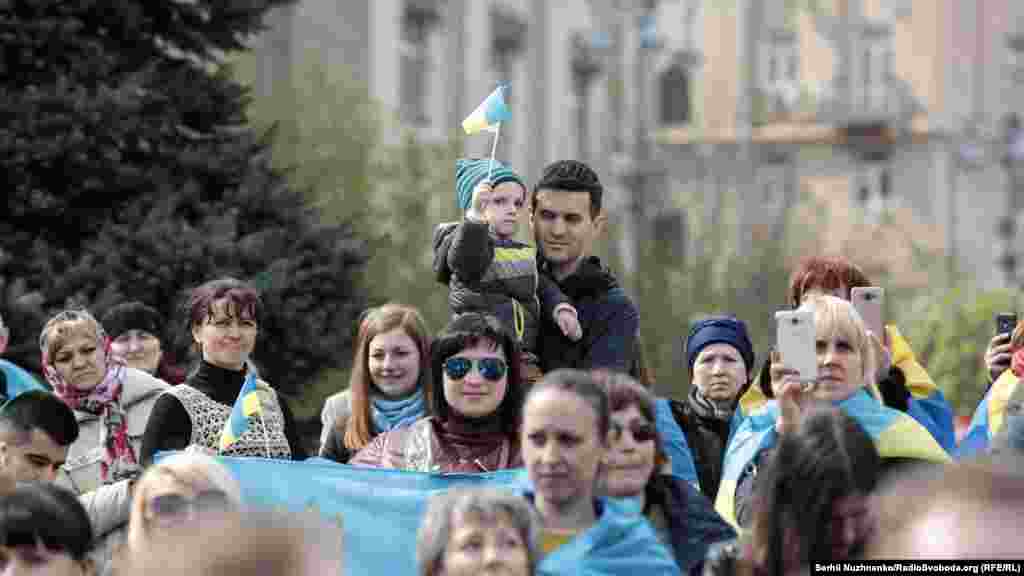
[433,158,582,385]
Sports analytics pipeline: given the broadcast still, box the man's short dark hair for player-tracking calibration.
[531,160,604,218]
[0,391,79,447]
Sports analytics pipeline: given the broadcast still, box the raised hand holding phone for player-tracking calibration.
[851,287,885,343]
[775,309,818,388]
[987,313,1017,381]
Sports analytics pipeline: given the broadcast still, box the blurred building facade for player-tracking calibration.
[246,0,688,279]
[247,0,1024,292]
[657,0,1024,292]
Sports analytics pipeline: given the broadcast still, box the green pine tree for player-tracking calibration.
[0,1,367,406]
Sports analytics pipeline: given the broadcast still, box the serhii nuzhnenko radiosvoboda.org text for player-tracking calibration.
[813,562,1023,574]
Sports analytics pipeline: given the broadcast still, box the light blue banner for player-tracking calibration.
[164,455,529,575]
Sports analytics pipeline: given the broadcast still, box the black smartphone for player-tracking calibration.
[996,313,1018,337]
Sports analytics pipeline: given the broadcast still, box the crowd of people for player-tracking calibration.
[0,158,1022,575]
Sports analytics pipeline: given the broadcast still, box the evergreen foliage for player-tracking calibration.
[1,0,367,396]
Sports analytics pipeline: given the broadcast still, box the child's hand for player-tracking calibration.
[467,181,493,221]
[555,306,582,341]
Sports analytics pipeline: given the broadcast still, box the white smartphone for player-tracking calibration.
[850,287,885,339]
[775,309,818,384]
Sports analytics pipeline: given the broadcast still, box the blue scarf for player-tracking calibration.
[372,387,427,433]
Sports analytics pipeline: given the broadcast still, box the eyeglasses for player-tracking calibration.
[148,490,231,523]
[443,356,508,382]
[609,421,657,443]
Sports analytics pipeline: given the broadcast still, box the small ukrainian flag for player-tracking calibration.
[219,371,263,452]
[462,84,511,135]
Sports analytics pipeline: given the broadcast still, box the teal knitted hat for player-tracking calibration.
[455,158,525,211]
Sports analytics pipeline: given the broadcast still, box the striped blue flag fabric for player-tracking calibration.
[958,369,1020,458]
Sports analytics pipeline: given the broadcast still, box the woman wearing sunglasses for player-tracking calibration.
[351,313,524,472]
[0,483,96,576]
[120,452,241,568]
[596,371,736,575]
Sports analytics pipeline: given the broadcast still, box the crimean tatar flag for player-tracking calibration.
[219,371,263,451]
[462,84,511,135]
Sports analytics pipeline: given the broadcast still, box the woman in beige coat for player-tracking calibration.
[40,308,168,575]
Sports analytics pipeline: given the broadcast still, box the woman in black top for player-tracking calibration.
[140,277,305,463]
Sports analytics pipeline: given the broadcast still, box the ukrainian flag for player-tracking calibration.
[462,84,511,135]
[958,369,1020,458]
[886,325,956,451]
[219,371,263,452]
[714,388,950,529]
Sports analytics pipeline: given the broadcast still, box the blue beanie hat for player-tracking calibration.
[455,158,525,211]
[685,316,755,374]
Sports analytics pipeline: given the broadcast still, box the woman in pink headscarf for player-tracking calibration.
[39,309,168,493]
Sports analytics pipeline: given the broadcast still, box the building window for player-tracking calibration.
[1009,34,1024,87]
[400,3,440,126]
[758,153,788,207]
[856,163,893,219]
[879,167,891,199]
[856,23,892,116]
[862,47,871,113]
[659,63,691,125]
[759,29,798,119]
[572,33,601,161]
[572,70,592,162]
[491,10,526,100]
[491,10,525,155]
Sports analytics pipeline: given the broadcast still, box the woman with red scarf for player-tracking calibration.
[39,309,168,493]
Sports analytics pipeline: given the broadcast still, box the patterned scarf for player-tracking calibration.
[44,340,139,484]
[371,387,426,433]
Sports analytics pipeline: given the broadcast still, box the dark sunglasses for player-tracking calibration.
[443,356,508,382]
[148,490,231,521]
[609,421,657,443]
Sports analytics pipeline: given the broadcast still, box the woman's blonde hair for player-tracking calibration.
[127,452,243,552]
[38,309,106,364]
[119,509,344,576]
[417,487,540,576]
[800,294,879,397]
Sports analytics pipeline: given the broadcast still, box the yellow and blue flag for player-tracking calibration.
[958,368,1020,457]
[219,371,263,452]
[462,84,511,135]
